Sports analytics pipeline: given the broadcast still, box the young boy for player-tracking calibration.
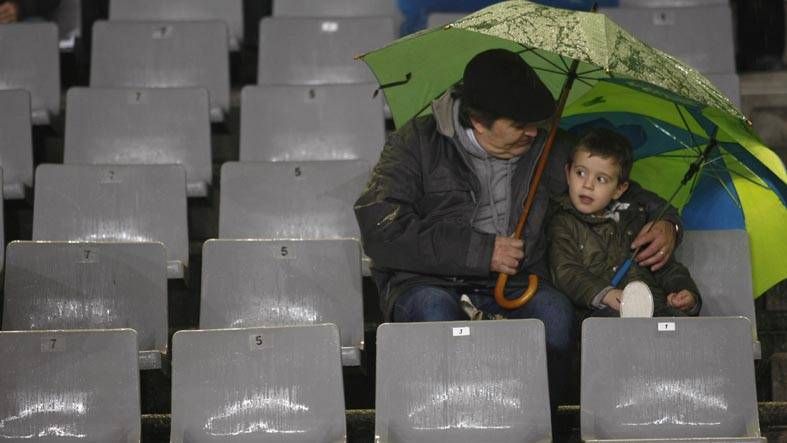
[547,128,701,317]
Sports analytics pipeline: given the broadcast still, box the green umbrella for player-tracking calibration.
[562,79,787,297]
[360,0,740,129]
[359,0,785,302]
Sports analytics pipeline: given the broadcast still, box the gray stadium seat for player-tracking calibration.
[90,20,230,122]
[3,241,168,370]
[706,73,741,108]
[65,87,212,197]
[581,317,765,442]
[170,324,346,443]
[601,4,735,74]
[426,12,464,29]
[201,239,364,366]
[258,16,396,85]
[0,23,60,125]
[54,0,82,51]
[32,164,189,279]
[375,320,552,443]
[0,90,34,199]
[272,0,399,18]
[676,229,761,358]
[240,84,385,164]
[0,329,140,442]
[219,160,368,240]
[109,0,243,50]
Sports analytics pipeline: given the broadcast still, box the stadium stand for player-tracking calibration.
[0,90,34,199]
[108,0,244,51]
[32,164,189,279]
[257,16,396,85]
[0,1,785,442]
[676,230,762,358]
[240,83,385,164]
[581,317,765,441]
[3,241,168,369]
[170,324,346,442]
[64,87,212,197]
[0,23,60,125]
[0,329,141,441]
[90,20,230,122]
[200,238,364,366]
[375,320,553,442]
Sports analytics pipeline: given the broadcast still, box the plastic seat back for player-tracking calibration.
[581,317,762,441]
[170,324,346,442]
[65,87,212,197]
[32,164,188,279]
[240,84,385,164]
[0,329,140,442]
[375,320,552,443]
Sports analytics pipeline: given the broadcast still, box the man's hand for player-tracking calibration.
[490,236,524,276]
[667,289,697,312]
[631,220,676,271]
[0,1,20,24]
[602,289,623,311]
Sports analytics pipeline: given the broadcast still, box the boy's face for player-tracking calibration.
[566,148,629,215]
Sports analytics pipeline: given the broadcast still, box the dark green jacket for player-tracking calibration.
[547,194,701,316]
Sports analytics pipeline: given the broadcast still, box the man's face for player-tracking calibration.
[472,118,539,160]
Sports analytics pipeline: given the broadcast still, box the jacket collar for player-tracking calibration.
[554,193,633,225]
[433,89,458,138]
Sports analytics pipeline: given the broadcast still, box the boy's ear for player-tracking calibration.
[564,163,571,180]
[612,180,629,200]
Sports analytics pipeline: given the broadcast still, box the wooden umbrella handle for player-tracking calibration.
[493,58,581,309]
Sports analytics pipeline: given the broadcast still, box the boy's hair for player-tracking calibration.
[570,128,634,182]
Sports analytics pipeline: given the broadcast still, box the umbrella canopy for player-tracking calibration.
[360,0,739,129]
[359,0,787,297]
[562,79,787,297]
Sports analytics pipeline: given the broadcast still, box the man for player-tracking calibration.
[354,49,681,405]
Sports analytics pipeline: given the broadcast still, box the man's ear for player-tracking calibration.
[469,116,486,134]
[612,180,630,200]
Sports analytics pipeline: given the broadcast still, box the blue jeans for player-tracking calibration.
[393,283,577,410]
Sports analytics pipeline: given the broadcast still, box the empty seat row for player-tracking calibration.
[1,16,395,124]
[0,83,385,199]
[0,317,765,442]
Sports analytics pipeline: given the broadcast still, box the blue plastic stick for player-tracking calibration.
[610,257,634,288]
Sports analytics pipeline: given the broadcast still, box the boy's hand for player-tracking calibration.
[602,289,623,311]
[667,290,697,311]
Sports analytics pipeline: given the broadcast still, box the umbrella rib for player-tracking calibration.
[520,45,570,75]
[577,67,605,77]
[702,168,743,208]
[533,66,573,76]
[574,77,596,88]
[558,54,571,71]
[674,104,701,156]
[648,118,699,151]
